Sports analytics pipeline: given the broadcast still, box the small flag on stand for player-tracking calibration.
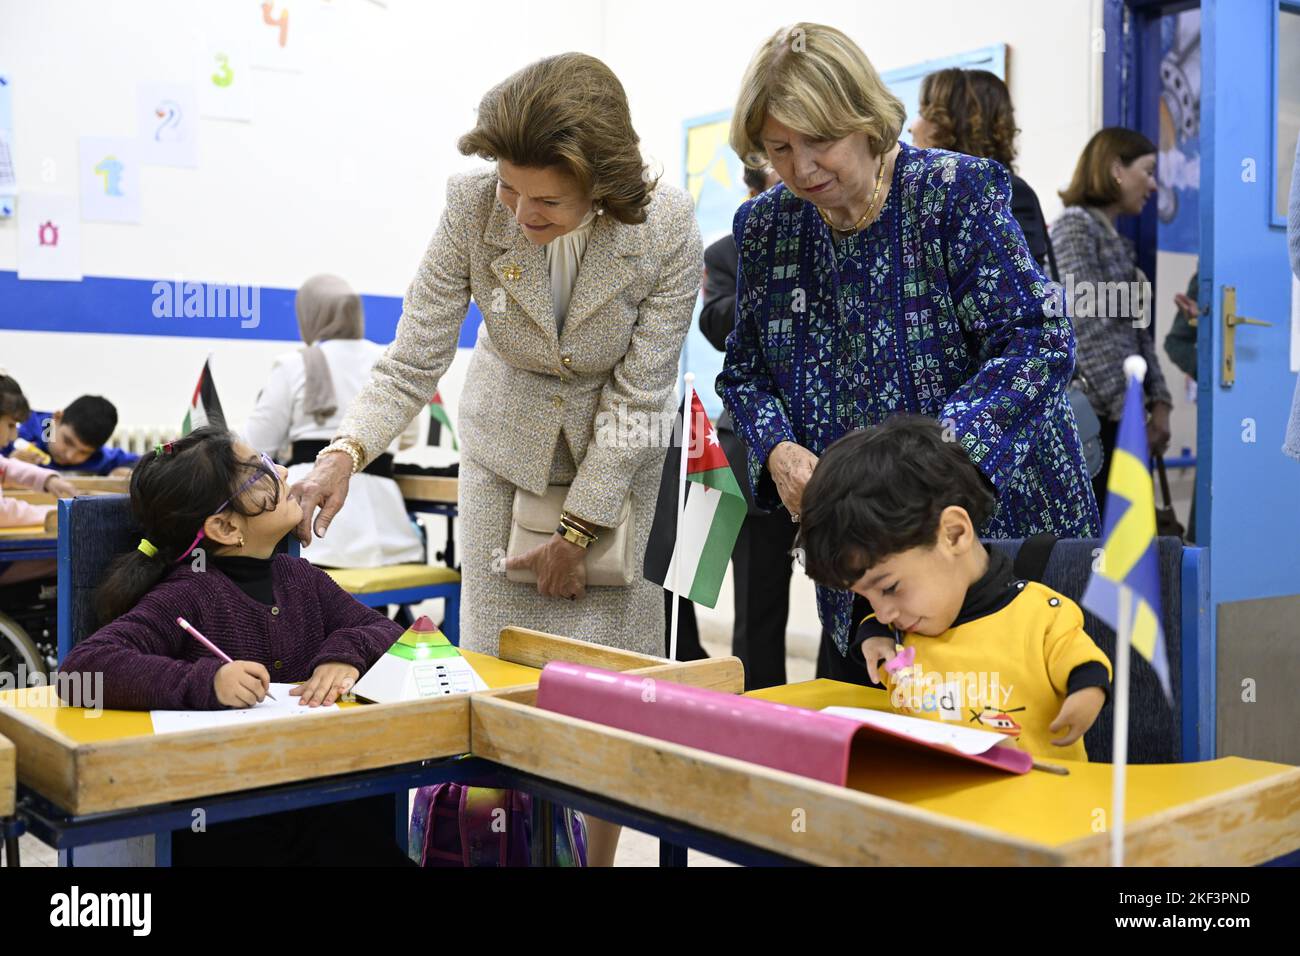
[1082,354,1171,868]
[181,358,226,436]
[427,390,458,450]
[643,377,746,615]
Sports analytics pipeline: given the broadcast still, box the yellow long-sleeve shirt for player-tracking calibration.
[877,579,1112,762]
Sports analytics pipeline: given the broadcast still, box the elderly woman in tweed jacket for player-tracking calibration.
[291,54,701,660]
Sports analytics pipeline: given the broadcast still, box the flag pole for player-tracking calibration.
[1110,586,1132,867]
[1109,354,1146,867]
[670,372,695,661]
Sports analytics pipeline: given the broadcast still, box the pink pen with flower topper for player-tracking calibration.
[175,616,277,701]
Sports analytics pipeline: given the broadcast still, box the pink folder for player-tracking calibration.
[535,662,1032,784]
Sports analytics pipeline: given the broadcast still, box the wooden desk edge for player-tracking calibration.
[0,629,676,816]
[1056,765,1300,866]
[470,692,1062,866]
[0,733,14,818]
[395,475,459,504]
[3,692,473,816]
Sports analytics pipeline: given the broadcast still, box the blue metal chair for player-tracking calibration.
[323,564,461,645]
[56,495,298,660]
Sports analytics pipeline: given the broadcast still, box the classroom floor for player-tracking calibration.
[13,631,817,868]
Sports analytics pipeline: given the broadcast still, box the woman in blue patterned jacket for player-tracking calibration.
[717,23,1100,676]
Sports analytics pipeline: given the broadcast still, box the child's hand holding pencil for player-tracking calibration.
[214,661,274,709]
[176,616,276,708]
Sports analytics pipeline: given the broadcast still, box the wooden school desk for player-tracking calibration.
[1,475,129,498]
[470,674,1300,866]
[397,475,459,567]
[0,732,17,867]
[0,522,57,562]
[0,628,661,866]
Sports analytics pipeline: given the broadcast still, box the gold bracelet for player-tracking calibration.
[557,523,595,548]
[560,511,600,539]
[560,520,599,543]
[318,437,365,474]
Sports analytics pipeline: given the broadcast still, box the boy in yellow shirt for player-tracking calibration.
[797,415,1111,761]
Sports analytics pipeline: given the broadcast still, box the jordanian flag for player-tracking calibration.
[643,391,746,608]
[181,359,227,435]
[427,390,458,450]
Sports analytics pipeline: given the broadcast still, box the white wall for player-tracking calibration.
[0,0,1109,649]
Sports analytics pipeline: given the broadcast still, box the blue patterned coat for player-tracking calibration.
[717,143,1100,652]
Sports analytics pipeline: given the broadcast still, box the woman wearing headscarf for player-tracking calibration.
[243,273,424,568]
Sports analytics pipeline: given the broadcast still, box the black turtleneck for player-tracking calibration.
[211,554,277,606]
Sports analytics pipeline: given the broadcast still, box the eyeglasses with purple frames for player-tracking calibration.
[176,451,280,563]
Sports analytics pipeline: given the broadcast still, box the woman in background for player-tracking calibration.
[909,67,1058,280]
[1050,128,1172,505]
[244,274,423,568]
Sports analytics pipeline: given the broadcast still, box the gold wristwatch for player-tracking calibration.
[557,511,599,549]
[557,523,595,548]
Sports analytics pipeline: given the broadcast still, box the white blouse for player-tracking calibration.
[542,209,597,332]
[243,339,416,456]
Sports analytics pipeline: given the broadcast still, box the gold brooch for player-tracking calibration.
[502,265,522,281]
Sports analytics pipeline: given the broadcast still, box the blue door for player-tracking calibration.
[1201,0,1300,762]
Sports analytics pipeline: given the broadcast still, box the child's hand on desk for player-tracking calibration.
[1049,687,1106,746]
[861,636,898,685]
[214,661,272,708]
[43,475,77,498]
[292,662,359,707]
[13,445,48,464]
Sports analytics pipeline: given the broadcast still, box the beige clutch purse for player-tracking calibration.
[505,484,635,587]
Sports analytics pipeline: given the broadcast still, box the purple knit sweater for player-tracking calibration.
[59,555,403,711]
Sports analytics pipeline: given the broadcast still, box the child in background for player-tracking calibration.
[2,395,139,476]
[0,376,77,584]
[796,415,1111,761]
[58,426,411,865]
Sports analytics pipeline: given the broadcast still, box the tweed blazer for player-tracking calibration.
[338,169,703,526]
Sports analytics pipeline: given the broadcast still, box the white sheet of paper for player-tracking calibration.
[17,193,81,281]
[823,705,1013,756]
[250,0,308,73]
[198,24,254,121]
[0,128,16,197]
[80,136,142,223]
[138,82,199,168]
[150,683,337,734]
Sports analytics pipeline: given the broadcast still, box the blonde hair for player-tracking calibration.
[458,53,656,225]
[730,23,907,168]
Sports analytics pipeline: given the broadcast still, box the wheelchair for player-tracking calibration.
[0,573,58,682]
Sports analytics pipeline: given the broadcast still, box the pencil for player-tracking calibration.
[175,616,276,701]
[1031,760,1069,775]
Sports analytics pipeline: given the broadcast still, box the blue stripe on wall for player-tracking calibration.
[0,270,482,348]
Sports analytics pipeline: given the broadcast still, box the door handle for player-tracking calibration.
[1221,285,1274,387]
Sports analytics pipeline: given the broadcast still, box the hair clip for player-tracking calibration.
[155,443,164,458]
[137,538,158,558]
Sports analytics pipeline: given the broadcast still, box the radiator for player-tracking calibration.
[108,425,182,455]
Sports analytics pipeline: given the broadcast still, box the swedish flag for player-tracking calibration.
[1082,356,1173,701]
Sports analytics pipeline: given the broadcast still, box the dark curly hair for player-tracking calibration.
[919,68,1019,171]
[797,415,996,590]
